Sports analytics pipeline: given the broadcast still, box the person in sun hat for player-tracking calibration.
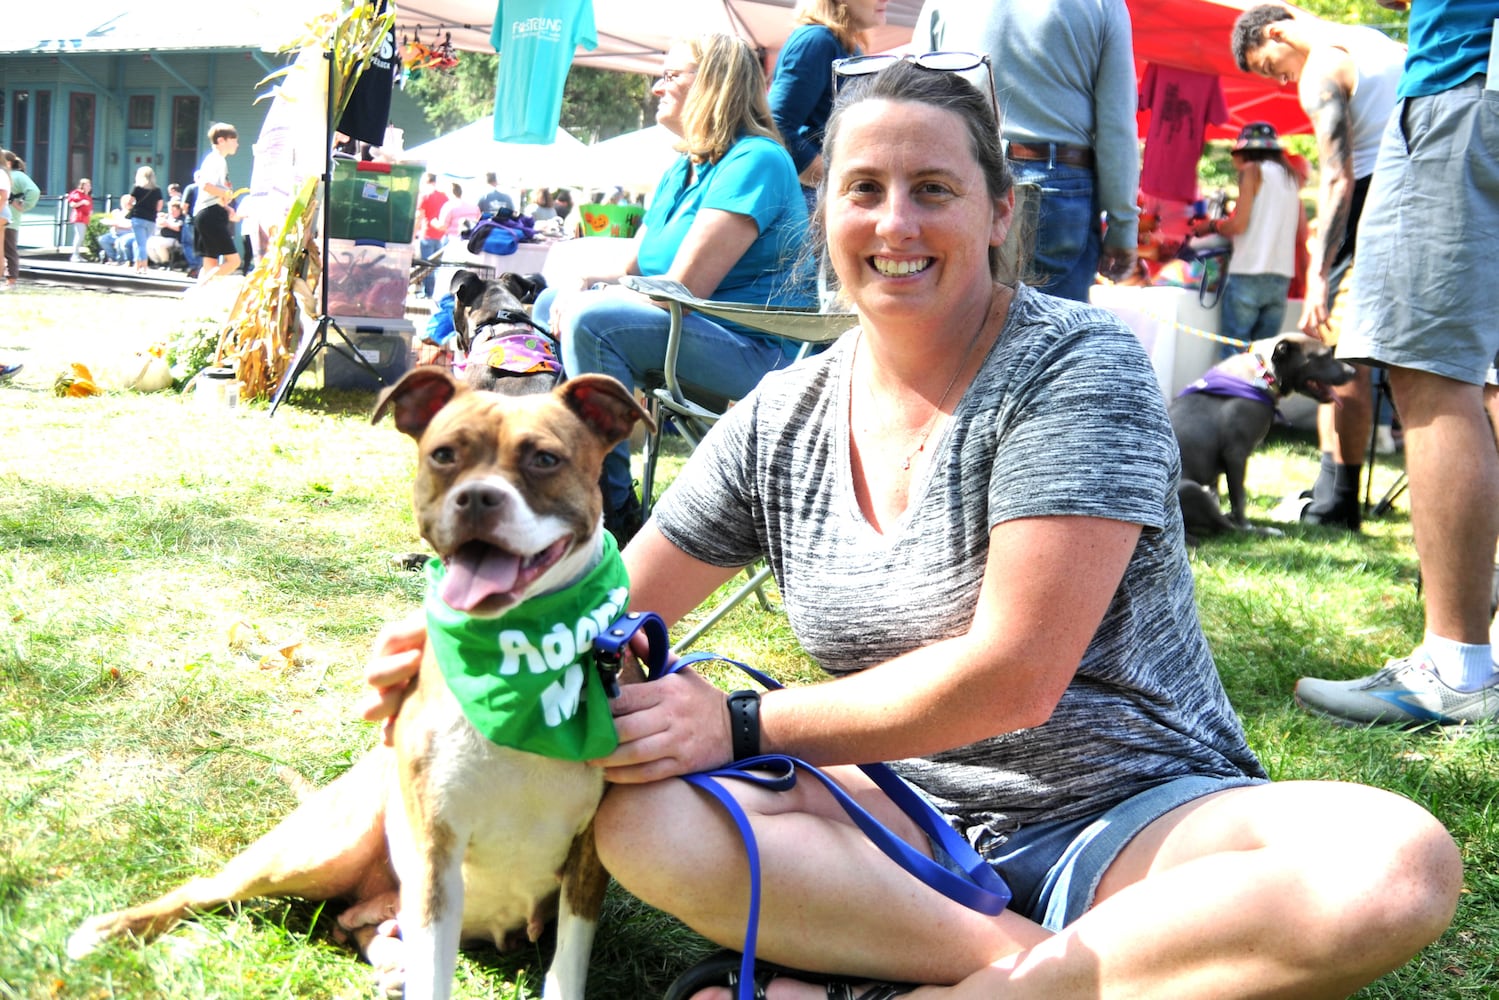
[1191,120,1306,359]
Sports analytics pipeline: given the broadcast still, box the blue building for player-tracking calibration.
[2,2,433,245]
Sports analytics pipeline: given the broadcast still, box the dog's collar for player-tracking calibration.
[423,532,628,761]
[1249,352,1277,393]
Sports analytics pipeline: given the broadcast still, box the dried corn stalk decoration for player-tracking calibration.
[216,0,397,400]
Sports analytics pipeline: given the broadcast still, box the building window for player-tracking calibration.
[128,95,155,130]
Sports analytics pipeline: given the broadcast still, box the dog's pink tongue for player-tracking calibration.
[441,546,521,612]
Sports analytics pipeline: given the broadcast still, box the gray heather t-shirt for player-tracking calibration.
[654,285,1265,851]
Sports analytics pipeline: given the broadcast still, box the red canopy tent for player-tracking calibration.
[1126,0,1312,139]
[392,0,1312,140]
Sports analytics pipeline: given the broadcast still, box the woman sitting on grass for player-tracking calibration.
[365,57,1460,999]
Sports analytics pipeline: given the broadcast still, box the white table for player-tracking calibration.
[1089,284,1225,398]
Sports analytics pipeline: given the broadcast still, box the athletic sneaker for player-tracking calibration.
[1295,650,1499,726]
[0,362,21,381]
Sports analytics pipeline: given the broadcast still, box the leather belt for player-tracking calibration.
[1006,141,1095,169]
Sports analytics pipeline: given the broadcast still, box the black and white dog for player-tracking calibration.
[1170,333,1355,543]
[449,269,561,397]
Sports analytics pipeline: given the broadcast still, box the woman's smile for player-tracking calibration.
[870,255,933,277]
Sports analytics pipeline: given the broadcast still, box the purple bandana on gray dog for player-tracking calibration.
[1177,351,1277,408]
[1177,369,1275,406]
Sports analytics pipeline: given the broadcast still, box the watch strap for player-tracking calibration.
[726,689,761,761]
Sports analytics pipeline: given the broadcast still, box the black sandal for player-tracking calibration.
[663,948,917,1000]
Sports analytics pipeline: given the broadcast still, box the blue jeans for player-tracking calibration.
[1218,272,1291,358]
[99,231,134,263]
[419,237,444,297]
[541,288,792,508]
[129,219,155,263]
[1009,159,1100,302]
[179,220,202,269]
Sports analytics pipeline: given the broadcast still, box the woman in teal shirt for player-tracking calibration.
[540,32,814,543]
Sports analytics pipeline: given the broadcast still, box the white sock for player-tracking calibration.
[1422,632,1499,692]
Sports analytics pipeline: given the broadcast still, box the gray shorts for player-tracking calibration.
[928,773,1266,931]
[1342,79,1499,386]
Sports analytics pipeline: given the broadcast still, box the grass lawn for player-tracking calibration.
[1,282,1495,998]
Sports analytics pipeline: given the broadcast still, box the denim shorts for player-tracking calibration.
[1344,80,1499,384]
[926,773,1266,931]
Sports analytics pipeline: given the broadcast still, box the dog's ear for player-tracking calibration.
[450,270,486,308]
[372,367,464,438]
[1271,336,1303,367]
[559,374,656,447]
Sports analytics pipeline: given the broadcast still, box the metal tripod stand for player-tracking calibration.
[268,47,387,416]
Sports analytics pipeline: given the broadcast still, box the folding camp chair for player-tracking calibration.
[620,274,855,649]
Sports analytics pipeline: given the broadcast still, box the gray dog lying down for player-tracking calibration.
[1170,333,1355,543]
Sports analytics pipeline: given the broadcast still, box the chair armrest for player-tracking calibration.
[621,274,855,347]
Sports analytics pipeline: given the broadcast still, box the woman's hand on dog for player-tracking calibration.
[360,607,735,772]
[359,610,426,745]
[592,668,735,783]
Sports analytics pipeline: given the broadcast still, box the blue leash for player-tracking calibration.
[595,612,1012,1000]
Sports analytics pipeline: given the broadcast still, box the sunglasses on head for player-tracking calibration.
[830,51,999,121]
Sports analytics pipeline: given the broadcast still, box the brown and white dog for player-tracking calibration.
[68,369,654,1000]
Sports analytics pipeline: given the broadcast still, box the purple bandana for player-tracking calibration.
[1177,352,1277,407]
[464,332,562,376]
[1178,368,1275,406]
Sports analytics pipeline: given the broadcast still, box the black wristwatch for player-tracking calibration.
[726,689,761,761]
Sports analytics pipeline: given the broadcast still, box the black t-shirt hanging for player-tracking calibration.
[338,25,398,146]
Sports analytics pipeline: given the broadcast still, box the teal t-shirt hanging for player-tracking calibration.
[424,534,628,760]
[491,0,598,143]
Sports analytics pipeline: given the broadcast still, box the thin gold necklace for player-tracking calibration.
[888,289,997,471]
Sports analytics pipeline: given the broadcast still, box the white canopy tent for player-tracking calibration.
[577,125,680,194]
[401,118,592,186]
[394,0,924,75]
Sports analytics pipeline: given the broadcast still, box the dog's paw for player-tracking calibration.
[364,921,406,998]
[66,913,124,960]
[338,892,400,931]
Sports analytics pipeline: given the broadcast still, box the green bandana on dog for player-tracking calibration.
[424,535,629,761]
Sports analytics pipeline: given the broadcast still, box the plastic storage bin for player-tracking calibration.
[319,317,415,390]
[324,238,413,319]
[328,160,421,243]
